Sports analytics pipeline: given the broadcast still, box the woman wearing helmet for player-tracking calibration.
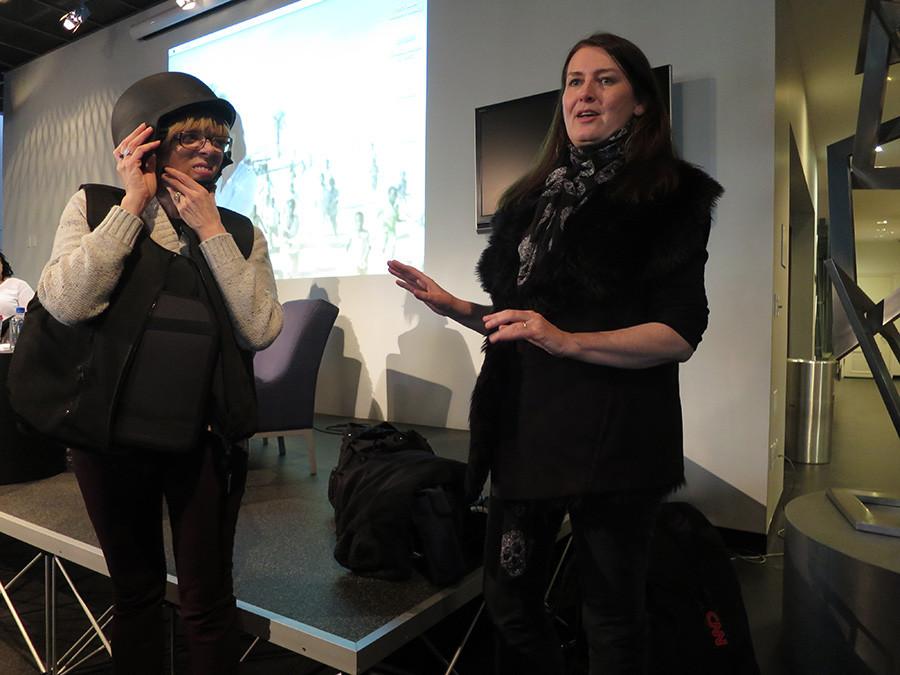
[36,72,283,674]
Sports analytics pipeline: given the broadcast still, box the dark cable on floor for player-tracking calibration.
[314,422,370,435]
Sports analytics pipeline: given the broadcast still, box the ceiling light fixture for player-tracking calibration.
[131,0,231,40]
[175,0,196,9]
[875,145,885,152]
[60,3,90,33]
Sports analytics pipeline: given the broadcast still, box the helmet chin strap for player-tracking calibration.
[206,150,232,188]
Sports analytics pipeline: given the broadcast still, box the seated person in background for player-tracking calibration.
[0,250,35,321]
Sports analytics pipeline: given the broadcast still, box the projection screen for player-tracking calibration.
[169,0,427,279]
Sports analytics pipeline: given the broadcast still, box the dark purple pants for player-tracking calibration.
[71,439,248,675]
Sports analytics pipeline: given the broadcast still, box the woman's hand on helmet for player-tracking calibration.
[116,123,160,217]
[160,166,227,242]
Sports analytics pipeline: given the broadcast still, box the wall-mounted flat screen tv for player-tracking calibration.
[475,64,672,233]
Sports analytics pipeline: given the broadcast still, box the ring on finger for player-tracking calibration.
[522,321,528,329]
[122,148,133,157]
[173,191,183,204]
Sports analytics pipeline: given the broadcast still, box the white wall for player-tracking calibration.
[3,0,778,532]
[858,240,900,276]
[773,0,819,528]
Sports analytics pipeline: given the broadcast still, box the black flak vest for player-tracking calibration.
[8,185,258,452]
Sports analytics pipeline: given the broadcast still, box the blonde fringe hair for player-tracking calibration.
[159,116,230,153]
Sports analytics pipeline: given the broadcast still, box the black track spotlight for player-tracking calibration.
[60,3,90,33]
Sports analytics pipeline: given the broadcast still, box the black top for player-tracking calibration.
[467,160,723,500]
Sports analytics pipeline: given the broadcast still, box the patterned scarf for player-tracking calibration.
[517,124,630,286]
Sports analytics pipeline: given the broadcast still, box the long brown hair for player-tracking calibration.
[498,32,677,210]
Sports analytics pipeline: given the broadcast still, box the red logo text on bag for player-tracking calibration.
[705,610,729,647]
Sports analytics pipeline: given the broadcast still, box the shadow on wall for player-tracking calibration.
[386,371,452,427]
[309,280,382,420]
[380,293,477,428]
[5,87,120,284]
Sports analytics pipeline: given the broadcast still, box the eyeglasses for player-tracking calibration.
[174,131,233,153]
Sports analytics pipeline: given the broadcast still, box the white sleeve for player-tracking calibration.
[37,190,144,325]
[199,226,283,351]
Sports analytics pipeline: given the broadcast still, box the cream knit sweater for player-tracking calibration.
[38,190,283,351]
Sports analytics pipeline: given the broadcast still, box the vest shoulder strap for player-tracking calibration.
[80,184,125,232]
[79,184,254,260]
[217,207,254,259]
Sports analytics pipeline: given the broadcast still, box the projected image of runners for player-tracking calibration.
[169,0,427,279]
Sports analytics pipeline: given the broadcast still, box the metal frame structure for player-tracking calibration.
[823,0,900,538]
[825,0,900,410]
[0,514,113,674]
[827,0,900,278]
[825,260,900,436]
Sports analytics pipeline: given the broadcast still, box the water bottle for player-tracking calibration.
[8,306,25,349]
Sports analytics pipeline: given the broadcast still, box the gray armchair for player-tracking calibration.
[254,298,339,475]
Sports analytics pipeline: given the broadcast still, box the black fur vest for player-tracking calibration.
[467,160,723,501]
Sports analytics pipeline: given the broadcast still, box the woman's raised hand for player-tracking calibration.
[387,260,457,317]
[115,123,160,217]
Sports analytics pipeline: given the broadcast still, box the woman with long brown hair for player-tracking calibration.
[389,32,722,674]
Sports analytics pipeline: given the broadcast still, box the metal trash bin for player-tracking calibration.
[785,359,837,464]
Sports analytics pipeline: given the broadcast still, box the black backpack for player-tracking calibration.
[328,422,472,584]
[646,502,760,675]
[328,422,435,508]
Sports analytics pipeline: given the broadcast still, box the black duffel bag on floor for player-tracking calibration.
[328,422,477,585]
